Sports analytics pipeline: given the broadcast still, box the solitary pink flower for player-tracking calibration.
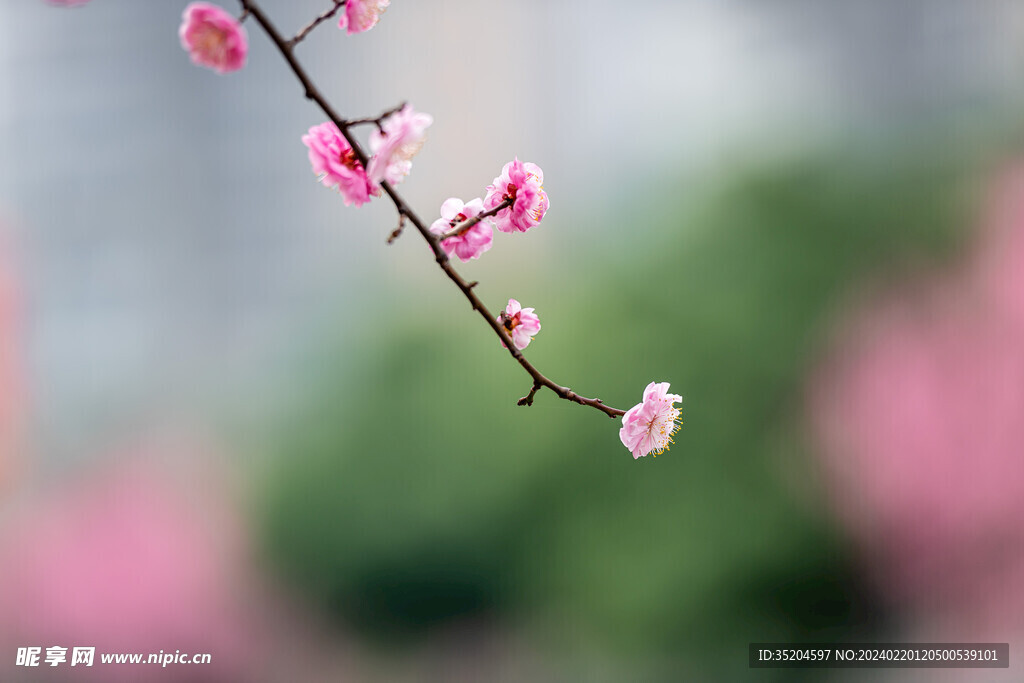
[498,299,541,350]
[302,122,376,207]
[367,104,433,186]
[179,2,248,74]
[483,158,549,233]
[619,382,682,459]
[429,198,493,262]
[338,0,391,35]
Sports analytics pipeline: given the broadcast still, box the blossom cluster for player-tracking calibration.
[300,105,434,206]
[428,158,549,262]
[167,0,681,459]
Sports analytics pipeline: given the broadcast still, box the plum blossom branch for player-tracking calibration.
[439,197,514,240]
[236,0,626,419]
[288,0,345,47]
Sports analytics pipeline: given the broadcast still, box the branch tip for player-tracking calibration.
[518,381,542,407]
[386,214,406,244]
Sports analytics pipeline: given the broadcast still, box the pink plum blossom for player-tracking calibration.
[179,2,248,74]
[498,299,541,350]
[338,0,391,35]
[483,158,549,233]
[302,121,376,207]
[429,197,493,262]
[367,104,433,186]
[619,382,682,459]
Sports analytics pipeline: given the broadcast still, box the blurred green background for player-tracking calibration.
[258,142,972,680]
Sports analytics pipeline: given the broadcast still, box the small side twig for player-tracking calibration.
[347,101,408,132]
[289,0,346,47]
[438,197,514,240]
[386,213,406,244]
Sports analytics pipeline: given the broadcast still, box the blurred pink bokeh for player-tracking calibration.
[0,224,348,680]
[0,241,25,490]
[809,160,1024,638]
[0,448,269,681]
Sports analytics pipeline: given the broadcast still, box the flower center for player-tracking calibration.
[340,148,359,170]
[503,312,521,332]
[194,24,228,61]
[531,188,547,221]
[503,183,518,203]
[645,399,680,457]
[397,139,424,163]
[447,212,470,236]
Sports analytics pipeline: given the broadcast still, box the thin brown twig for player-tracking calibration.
[289,0,346,47]
[386,214,406,245]
[347,101,408,131]
[238,0,626,419]
[438,197,514,240]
